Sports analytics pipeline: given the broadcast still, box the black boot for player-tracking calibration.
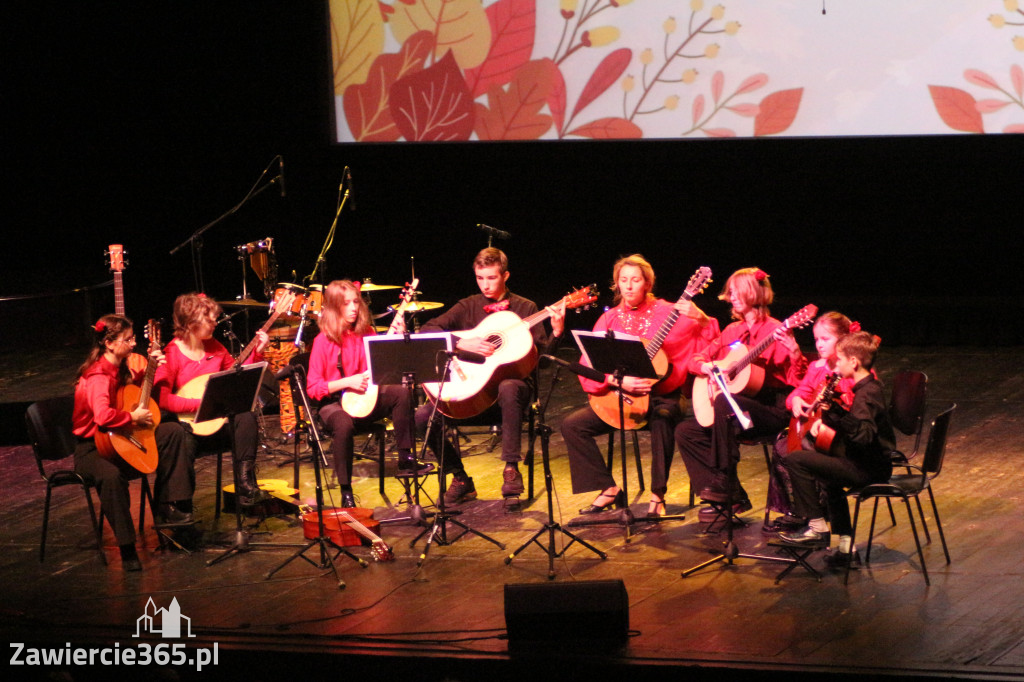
[236,460,271,506]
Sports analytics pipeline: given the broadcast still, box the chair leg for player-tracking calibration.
[845,497,863,585]
[913,494,932,543]
[885,498,897,527]
[40,485,54,562]
[631,431,645,493]
[606,433,614,472]
[761,444,772,527]
[525,409,536,500]
[867,498,881,564]
[926,487,951,564]
[377,425,386,497]
[215,451,223,520]
[901,496,930,585]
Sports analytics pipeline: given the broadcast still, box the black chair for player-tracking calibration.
[845,404,955,586]
[27,395,156,564]
[889,370,928,463]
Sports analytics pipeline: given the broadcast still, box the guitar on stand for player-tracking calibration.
[341,278,419,419]
[95,319,162,473]
[176,290,297,436]
[691,304,818,427]
[105,244,148,376]
[422,284,599,419]
[787,372,841,454]
[589,266,713,429]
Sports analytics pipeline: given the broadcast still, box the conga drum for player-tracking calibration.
[305,284,323,318]
[274,283,309,317]
[264,323,301,434]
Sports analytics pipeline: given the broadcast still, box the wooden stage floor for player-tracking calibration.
[1,346,1022,681]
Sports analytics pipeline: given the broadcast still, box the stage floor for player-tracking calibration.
[1,346,1023,681]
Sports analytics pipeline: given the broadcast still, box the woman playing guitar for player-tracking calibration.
[562,255,718,518]
[72,315,195,571]
[675,267,808,521]
[153,293,271,507]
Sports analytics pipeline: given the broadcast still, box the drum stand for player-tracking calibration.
[505,365,606,578]
[264,364,366,588]
[413,353,505,567]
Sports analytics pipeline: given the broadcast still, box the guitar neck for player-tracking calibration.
[338,511,384,544]
[645,290,699,359]
[232,309,285,368]
[114,271,125,317]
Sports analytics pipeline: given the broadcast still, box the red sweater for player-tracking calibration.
[72,356,141,438]
[688,317,807,391]
[307,329,375,402]
[154,338,262,413]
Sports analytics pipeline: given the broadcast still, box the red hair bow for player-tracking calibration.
[754,269,768,282]
[849,320,861,333]
[94,320,106,332]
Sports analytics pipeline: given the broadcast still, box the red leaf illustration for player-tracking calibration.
[703,127,736,137]
[567,117,643,139]
[692,93,705,127]
[964,69,999,90]
[928,85,984,134]
[735,73,768,96]
[726,103,760,117]
[464,0,536,99]
[571,48,632,118]
[548,64,567,135]
[474,59,557,140]
[344,31,434,142]
[390,51,475,141]
[754,87,803,136]
[1011,64,1023,99]
[976,99,1011,113]
[711,71,724,105]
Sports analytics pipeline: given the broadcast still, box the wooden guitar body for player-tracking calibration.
[94,385,161,474]
[588,344,671,430]
[692,347,767,427]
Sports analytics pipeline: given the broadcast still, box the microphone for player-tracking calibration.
[539,354,605,382]
[478,223,511,240]
[345,167,356,210]
[442,349,487,364]
[274,363,304,381]
[277,156,286,197]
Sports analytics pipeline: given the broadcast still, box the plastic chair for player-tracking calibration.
[26,395,155,564]
[845,404,955,586]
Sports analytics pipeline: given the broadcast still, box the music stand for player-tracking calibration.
[200,363,301,566]
[365,332,449,517]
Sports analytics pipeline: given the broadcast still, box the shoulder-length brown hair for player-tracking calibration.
[76,314,133,386]
[719,267,773,322]
[610,253,656,306]
[172,292,222,340]
[319,280,372,344]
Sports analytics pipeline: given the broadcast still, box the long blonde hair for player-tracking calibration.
[719,267,773,322]
[319,280,372,344]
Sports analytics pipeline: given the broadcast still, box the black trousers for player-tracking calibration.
[319,384,414,485]
[784,449,890,536]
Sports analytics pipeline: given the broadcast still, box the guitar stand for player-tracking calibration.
[413,354,505,568]
[506,366,606,578]
[264,364,366,588]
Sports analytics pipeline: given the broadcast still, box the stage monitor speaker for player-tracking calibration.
[503,579,628,645]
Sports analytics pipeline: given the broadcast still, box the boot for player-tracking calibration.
[236,459,271,506]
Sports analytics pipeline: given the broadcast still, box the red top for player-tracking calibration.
[786,358,861,411]
[307,329,376,402]
[689,317,807,390]
[72,356,141,438]
[154,338,262,413]
[579,298,720,396]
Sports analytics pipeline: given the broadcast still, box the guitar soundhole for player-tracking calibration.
[486,334,503,349]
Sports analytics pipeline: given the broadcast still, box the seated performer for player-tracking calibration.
[306,279,421,508]
[72,315,194,571]
[154,293,271,508]
[779,331,895,567]
[764,311,860,533]
[675,267,806,520]
[415,247,565,505]
[562,254,718,516]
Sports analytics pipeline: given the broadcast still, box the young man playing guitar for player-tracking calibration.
[415,247,565,505]
[562,255,718,517]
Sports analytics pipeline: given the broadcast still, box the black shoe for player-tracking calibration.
[579,489,625,515]
[761,514,806,535]
[824,548,861,569]
[778,526,831,546]
[698,498,752,523]
[698,486,729,503]
[397,456,435,475]
[444,476,477,505]
[156,503,195,527]
[340,490,356,508]
[119,544,142,572]
[500,468,525,496]
[237,460,272,506]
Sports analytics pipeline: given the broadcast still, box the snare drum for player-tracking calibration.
[304,284,323,318]
[274,283,309,316]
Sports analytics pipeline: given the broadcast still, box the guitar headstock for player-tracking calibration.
[683,266,713,300]
[371,541,395,562]
[145,319,162,353]
[563,284,599,311]
[784,304,818,331]
[107,244,127,272]
[272,290,298,316]
[398,278,420,307]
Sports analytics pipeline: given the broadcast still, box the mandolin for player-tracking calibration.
[691,304,818,427]
[95,319,161,473]
[176,291,296,436]
[787,371,841,454]
[589,267,712,430]
[421,285,599,419]
[340,278,419,418]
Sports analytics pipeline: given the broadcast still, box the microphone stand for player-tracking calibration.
[505,361,607,579]
[304,175,351,287]
[169,156,282,293]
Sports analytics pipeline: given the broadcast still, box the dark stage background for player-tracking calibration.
[5,1,1023,352]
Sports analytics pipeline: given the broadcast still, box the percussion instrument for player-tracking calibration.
[360,280,401,292]
[389,301,443,313]
[305,284,323,318]
[268,322,300,343]
[216,298,267,309]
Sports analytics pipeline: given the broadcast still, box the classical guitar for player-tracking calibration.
[691,304,818,427]
[589,267,713,430]
[340,278,419,419]
[95,319,161,474]
[422,285,599,419]
[786,371,841,453]
[337,510,394,562]
[176,291,297,436]
[106,244,148,375]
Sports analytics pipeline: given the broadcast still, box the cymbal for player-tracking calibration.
[215,298,267,308]
[360,282,401,291]
[390,301,443,313]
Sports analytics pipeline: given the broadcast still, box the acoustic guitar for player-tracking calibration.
[786,371,841,454]
[176,291,296,436]
[95,319,161,473]
[421,285,599,419]
[589,267,713,430]
[340,278,419,418]
[106,243,148,375]
[691,304,817,427]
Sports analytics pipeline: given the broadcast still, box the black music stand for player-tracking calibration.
[364,332,450,517]
[200,363,301,566]
[505,359,607,578]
